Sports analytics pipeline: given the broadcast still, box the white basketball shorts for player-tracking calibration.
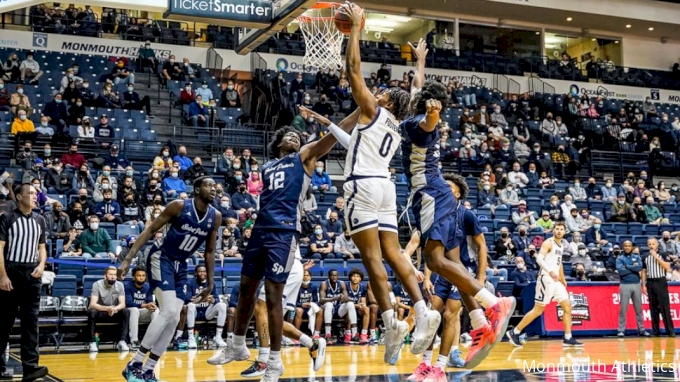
[343,177,398,235]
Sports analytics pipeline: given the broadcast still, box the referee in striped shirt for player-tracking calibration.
[0,184,49,381]
[641,237,675,337]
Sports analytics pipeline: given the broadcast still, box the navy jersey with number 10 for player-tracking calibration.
[257,153,311,232]
[153,199,216,262]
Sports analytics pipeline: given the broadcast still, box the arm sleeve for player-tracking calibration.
[327,123,351,149]
[0,213,9,242]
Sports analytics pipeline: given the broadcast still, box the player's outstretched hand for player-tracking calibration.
[425,99,442,115]
[303,259,315,270]
[408,38,428,61]
[341,2,364,26]
[300,106,331,126]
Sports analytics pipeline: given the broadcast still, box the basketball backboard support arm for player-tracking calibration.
[235,0,316,55]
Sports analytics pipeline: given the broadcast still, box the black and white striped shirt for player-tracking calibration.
[0,209,46,263]
[643,252,670,280]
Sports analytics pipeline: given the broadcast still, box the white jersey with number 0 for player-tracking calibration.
[540,237,565,276]
[344,107,402,179]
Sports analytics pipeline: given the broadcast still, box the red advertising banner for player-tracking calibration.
[541,283,680,334]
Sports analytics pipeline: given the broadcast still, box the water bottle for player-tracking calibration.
[253,334,260,349]
[94,333,100,347]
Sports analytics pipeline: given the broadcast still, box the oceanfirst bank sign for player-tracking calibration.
[166,0,272,24]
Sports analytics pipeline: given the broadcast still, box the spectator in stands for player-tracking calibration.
[184,157,207,183]
[610,193,634,223]
[507,162,529,188]
[161,55,183,82]
[60,227,82,257]
[79,79,96,107]
[644,196,668,225]
[513,135,530,160]
[312,161,336,193]
[585,218,611,252]
[616,241,649,337]
[309,225,335,260]
[656,181,673,204]
[328,228,359,261]
[226,167,244,194]
[178,83,196,106]
[643,97,657,121]
[246,169,262,200]
[138,41,157,74]
[68,201,88,230]
[240,148,254,174]
[124,266,157,349]
[123,84,153,117]
[180,57,199,82]
[45,161,73,195]
[490,105,508,129]
[1,53,20,83]
[512,201,539,232]
[67,97,85,126]
[586,56,600,79]
[216,147,235,175]
[216,195,237,224]
[477,180,497,211]
[172,145,192,172]
[558,53,575,76]
[194,81,212,103]
[572,263,589,281]
[43,201,71,240]
[474,106,490,129]
[11,111,35,152]
[42,93,68,133]
[110,59,135,86]
[99,82,120,108]
[659,231,679,259]
[495,227,516,261]
[523,163,539,187]
[231,180,256,219]
[152,146,172,173]
[290,73,306,104]
[19,52,43,84]
[441,32,455,50]
[117,175,138,203]
[535,211,554,232]
[41,143,55,167]
[633,179,648,199]
[77,116,95,139]
[312,95,334,119]
[376,64,390,85]
[162,167,185,198]
[585,178,602,200]
[601,179,618,202]
[566,207,588,234]
[62,80,80,106]
[120,191,144,228]
[189,94,209,127]
[455,83,476,107]
[0,79,9,112]
[236,226,251,255]
[221,80,240,108]
[87,266,129,352]
[218,228,239,259]
[73,163,95,193]
[570,243,594,271]
[500,183,519,207]
[323,211,343,241]
[510,257,535,292]
[80,215,115,258]
[551,144,570,177]
[105,145,129,170]
[546,195,561,221]
[95,188,122,225]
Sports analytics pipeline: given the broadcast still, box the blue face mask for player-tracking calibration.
[314,229,322,235]
[594,224,601,230]
[235,175,242,182]
[55,99,62,103]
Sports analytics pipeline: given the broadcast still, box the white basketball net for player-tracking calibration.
[297,3,344,71]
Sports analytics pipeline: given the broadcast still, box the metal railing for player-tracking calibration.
[171,124,271,159]
[493,74,520,95]
[528,75,555,95]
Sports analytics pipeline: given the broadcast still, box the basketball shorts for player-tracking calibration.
[412,185,457,251]
[433,261,478,301]
[242,228,299,284]
[258,257,304,313]
[334,302,353,318]
[343,177,398,235]
[196,303,223,320]
[147,250,188,302]
[535,273,569,305]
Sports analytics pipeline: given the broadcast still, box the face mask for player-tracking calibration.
[90,223,99,230]
[641,175,647,180]
[153,213,160,219]
[480,108,486,113]
[201,84,207,89]
[125,170,134,177]
[618,199,625,204]
[578,250,587,256]
[314,229,322,235]
[606,183,612,187]
[55,99,62,104]
[83,83,89,89]
[574,183,580,188]
[594,224,601,230]
[238,186,246,192]
[304,96,310,101]
[664,237,671,242]
[153,199,161,205]
[519,231,526,236]
[227,85,234,90]
[162,152,169,157]
[235,175,242,182]
[517,264,526,271]
[102,171,110,177]
[464,144,471,149]
[673,187,678,191]
[0,84,3,90]
[221,202,230,208]
[170,172,178,178]
[233,164,241,170]
[577,270,585,276]
[17,89,23,94]
[463,112,469,116]
[145,44,151,48]
[494,108,500,113]
[170,59,175,64]
[308,117,315,123]
[302,280,310,286]
[501,232,508,238]
[107,279,116,285]
[44,149,51,155]
[19,115,26,121]
[127,87,134,92]
[101,184,110,190]
[483,185,490,191]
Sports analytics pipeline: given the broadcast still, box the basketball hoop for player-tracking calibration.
[296,2,344,71]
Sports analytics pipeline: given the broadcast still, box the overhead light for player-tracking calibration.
[365,26,394,33]
[648,27,654,31]
[566,17,572,21]
[364,19,400,28]
[591,38,597,41]
[615,40,620,43]
[535,31,540,35]
[380,14,412,23]
[626,24,631,28]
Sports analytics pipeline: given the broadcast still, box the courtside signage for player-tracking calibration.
[167,0,273,22]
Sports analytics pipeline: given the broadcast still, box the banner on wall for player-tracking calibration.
[164,0,273,26]
[527,282,680,335]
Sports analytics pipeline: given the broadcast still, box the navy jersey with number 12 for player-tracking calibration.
[258,153,311,232]
[153,199,216,262]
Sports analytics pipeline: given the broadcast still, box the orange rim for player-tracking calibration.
[296,2,344,22]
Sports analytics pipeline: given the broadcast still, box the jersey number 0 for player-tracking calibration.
[379,134,394,158]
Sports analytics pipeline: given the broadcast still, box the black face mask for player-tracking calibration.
[501,233,508,238]
[576,270,585,276]
[24,147,30,152]
[528,250,536,256]
[519,231,526,237]
[154,200,161,205]
[79,195,87,201]
[125,199,134,204]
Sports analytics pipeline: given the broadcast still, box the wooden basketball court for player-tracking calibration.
[5,337,680,381]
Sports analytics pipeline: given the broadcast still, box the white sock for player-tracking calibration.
[314,331,320,337]
[227,332,233,339]
[351,327,357,336]
[325,325,332,335]
[513,328,521,335]
[451,344,459,351]
[473,289,498,309]
[565,333,572,340]
[268,350,281,364]
[175,330,183,340]
[216,328,223,338]
[299,334,314,349]
[233,335,246,349]
[142,358,157,373]
[257,347,270,363]
[361,329,367,335]
[436,354,447,368]
[382,309,395,330]
[414,300,427,318]
[469,309,487,330]
[187,329,194,339]
[422,350,433,365]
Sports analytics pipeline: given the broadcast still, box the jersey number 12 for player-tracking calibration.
[268,171,285,190]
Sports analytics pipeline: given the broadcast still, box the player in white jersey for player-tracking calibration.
[505,222,583,347]
[307,4,442,367]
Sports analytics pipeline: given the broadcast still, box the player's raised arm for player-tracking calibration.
[301,106,360,149]
[408,39,428,91]
[343,3,378,121]
[117,200,184,279]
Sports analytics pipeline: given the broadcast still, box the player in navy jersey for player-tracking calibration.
[401,72,515,370]
[185,265,227,349]
[294,269,322,338]
[320,269,355,344]
[208,124,341,381]
[124,266,158,350]
[346,268,373,344]
[119,176,220,382]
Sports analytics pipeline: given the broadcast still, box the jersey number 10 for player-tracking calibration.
[268,171,285,190]
[179,235,199,252]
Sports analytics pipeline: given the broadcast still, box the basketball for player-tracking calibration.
[334,4,365,35]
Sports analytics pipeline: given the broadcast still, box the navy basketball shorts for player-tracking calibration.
[241,227,299,284]
[412,186,457,251]
[147,249,188,302]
